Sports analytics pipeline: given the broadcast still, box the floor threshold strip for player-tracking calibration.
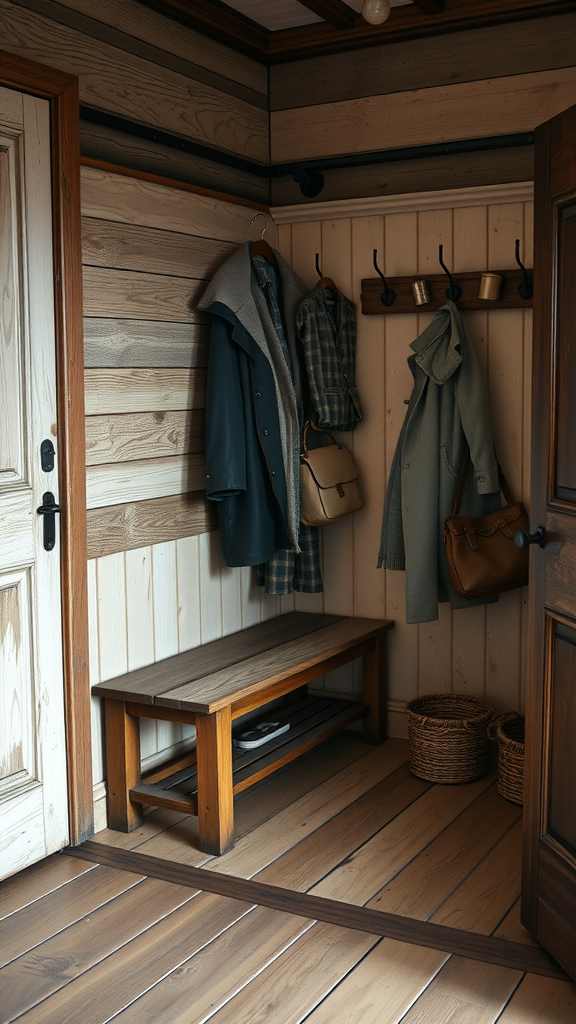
[66,841,566,981]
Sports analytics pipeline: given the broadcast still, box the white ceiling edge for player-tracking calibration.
[271,182,535,223]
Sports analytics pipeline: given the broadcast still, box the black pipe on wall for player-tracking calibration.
[79,106,534,199]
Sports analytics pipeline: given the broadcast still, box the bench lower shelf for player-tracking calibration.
[130,695,365,817]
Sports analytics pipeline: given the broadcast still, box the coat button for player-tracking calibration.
[255,391,261,398]
[263,428,269,435]
[271,470,276,477]
[404,463,410,470]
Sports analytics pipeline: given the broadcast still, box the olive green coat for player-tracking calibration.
[377,302,501,624]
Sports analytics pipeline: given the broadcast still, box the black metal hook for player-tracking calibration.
[515,239,533,300]
[373,250,396,307]
[438,245,462,303]
[315,253,322,279]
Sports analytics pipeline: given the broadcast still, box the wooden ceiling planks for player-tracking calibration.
[134,0,576,63]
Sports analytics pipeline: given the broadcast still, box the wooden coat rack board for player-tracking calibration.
[361,268,533,315]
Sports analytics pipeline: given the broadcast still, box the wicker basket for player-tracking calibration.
[489,712,525,805]
[406,694,495,784]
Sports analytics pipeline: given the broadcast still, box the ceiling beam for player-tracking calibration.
[136,0,269,61]
[412,0,445,12]
[134,0,576,63]
[268,0,576,62]
[296,0,357,29]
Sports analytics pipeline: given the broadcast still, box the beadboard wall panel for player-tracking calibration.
[0,0,268,162]
[273,193,533,733]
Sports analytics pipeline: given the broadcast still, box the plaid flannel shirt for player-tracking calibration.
[296,283,362,432]
[253,257,323,595]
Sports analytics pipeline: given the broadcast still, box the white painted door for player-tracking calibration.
[0,86,69,878]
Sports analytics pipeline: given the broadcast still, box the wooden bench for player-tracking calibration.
[93,612,394,855]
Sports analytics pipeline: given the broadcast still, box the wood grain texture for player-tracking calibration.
[0,0,269,160]
[86,492,217,560]
[0,853,94,922]
[81,217,238,279]
[93,613,345,703]
[398,956,521,1024]
[270,14,576,111]
[84,368,206,415]
[103,700,143,832]
[196,707,234,855]
[156,619,392,713]
[82,266,207,321]
[271,147,535,206]
[271,67,576,163]
[54,0,267,95]
[0,874,199,1022]
[85,409,204,465]
[69,840,564,978]
[86,453,206,510]
[19,0,267,106]
[0,863,143,967]
[80,120,270,205]
[80,165,273,244]
[83,318,208,369]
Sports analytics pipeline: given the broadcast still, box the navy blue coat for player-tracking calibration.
[204,305,291,566]
[199,244,309,567]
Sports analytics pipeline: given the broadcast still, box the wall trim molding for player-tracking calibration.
[271,181,534,223]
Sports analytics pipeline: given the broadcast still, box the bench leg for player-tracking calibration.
[196,707,234,855]
[104,699,143,832]
[362,632,388,745]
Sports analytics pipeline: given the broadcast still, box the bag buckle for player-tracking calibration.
[336,482,345,497]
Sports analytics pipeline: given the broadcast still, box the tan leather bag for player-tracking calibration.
[300,422,362,526]
[444,453,529,598]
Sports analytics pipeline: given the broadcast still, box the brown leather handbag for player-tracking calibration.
[300,422,362,526]
[443,453,529,598]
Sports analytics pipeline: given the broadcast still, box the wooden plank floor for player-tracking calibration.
[1,735,575,1024]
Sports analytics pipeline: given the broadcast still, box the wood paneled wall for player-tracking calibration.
[0,0,268,200]
[269,13,576,205]
[273,186,534,737]
[83,164,290,800]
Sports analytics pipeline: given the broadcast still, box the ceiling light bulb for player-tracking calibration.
[362,0,391,25]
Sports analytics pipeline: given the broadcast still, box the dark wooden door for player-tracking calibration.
[522,101,576,981]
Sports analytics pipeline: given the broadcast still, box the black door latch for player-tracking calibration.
[37,491,62,551]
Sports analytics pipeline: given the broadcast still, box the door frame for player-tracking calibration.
[0,50,92,844]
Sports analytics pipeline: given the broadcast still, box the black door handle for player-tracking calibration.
[37,491,62,551]
[514,525,546,549]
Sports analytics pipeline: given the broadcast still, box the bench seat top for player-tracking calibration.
[92,612,393,715]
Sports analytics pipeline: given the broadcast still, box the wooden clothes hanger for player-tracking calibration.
[249,213,277,269]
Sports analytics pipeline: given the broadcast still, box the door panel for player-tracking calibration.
[523,101,576,980]
[554,202,576,501]
[0,86,68,878]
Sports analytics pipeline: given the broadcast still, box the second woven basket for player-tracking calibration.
[406,694,495,784]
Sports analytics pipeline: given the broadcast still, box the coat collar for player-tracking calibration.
[198,242,308,357]
[410,300,464,386]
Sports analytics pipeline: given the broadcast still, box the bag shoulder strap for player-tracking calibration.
[452,450,515,516]
[302,419,338,453]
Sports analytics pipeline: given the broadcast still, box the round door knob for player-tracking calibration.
[514,525,546,549]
